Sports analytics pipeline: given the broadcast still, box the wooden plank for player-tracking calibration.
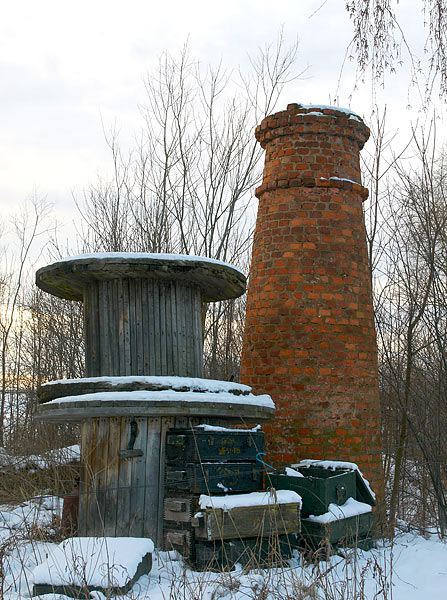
[123,279,131,375]
[156,416,174,546]
[129,279,137,375]
[85,419,101,535]
[103,417,121,536]
[118,278,126,376]
[83,286,92,377]
[94,417,109,536]
[77,422,90,536]
[88,283,101,377]
[116,417,133,536]
[135,278,144,375]
[194,503,301,541]
[143,418,162,544]
[129,417,148,537]
[98,280,110,375]
[141,279,151,374]
[192,287,203,377]
[170,282,177,375]
[153,281,161,374]
[178,282,187,376]
[110,279,120,375]
[159,282,167,375]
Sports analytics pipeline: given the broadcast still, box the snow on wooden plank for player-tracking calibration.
[32,536,153,594]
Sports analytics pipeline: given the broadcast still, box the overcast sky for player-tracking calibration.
[1,0,445,250]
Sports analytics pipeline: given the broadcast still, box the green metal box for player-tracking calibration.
[194,535,295,571]
[166,430,264,464]
[165,462,263,494]
[268,467,356,516]
[300,512,373,551]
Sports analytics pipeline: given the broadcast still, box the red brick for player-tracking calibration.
[240,105,383,495]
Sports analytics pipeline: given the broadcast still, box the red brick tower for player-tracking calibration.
[240,103,382,490]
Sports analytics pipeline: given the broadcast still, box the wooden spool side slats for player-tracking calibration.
[123,279,131,376]
[118,278,126,376]
[83,286,92,377]
[103,416,121,536]
[159,282,167,375]
[129,417,148,537]
[143,418,162,544]
[141,278,151,374]
[86,283,101,377]
[152,280,161,374]
[184,284,193,376]
[135,278,144,376]
[170,281,177,375]
[116,417,133,536]
[78,421,90,536]
[110,279,120,375]
[99,280,111,376]
[128,279,137,375]
[95,417,110,536]
[175,282,183,375]
[84,419,101,535]
[193,289,204,377]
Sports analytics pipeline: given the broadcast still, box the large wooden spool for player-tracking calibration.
[35,253,275,545]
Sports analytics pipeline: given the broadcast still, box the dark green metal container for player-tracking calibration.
[166,462,263,494]
[269,467,357,516]
[300,512,373,551]
[166,430,264,464]
[194,534,295,571]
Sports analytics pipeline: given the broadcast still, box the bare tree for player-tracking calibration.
[370,121,447,534]
[345,0,447,101]
[0,197,50,446]
[76,36,302,379]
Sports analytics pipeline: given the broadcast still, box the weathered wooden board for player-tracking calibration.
[136,418,159,542]
[115,417,133,536]
[193,503,301,541]
[129,417,148,537]
[103,416,120,536]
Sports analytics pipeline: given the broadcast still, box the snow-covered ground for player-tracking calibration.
[1,496,446,599]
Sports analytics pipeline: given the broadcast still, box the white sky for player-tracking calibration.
[1,0,445,251]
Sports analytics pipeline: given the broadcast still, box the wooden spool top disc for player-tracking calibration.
[36,253,246,302]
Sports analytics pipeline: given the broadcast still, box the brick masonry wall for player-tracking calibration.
[240,103,383,492]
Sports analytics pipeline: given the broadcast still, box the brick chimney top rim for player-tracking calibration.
[287,103,363,122]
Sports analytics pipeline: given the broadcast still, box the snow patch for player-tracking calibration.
[32,536,154,588]
[297,104,362,119]
[42,375,253,395]
[306,497,372,523]
[46,389,274,408]
[284,466,305,478]
[195,424,262,432]
[199,490,302,511]
[329,176,360,185]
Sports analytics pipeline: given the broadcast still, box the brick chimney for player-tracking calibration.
[240,103,383,490]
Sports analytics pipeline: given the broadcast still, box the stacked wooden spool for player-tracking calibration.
[34,253,276,549]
